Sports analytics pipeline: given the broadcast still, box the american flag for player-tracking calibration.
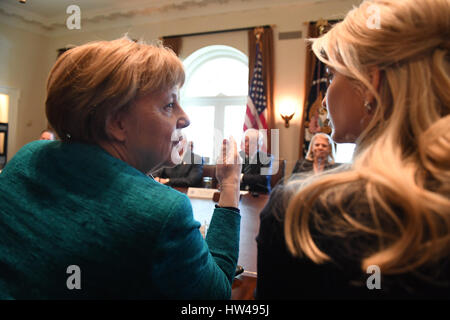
[243,43,267,131]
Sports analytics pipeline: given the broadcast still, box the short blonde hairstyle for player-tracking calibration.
[46,37,185,143]
[305,133,335,164]
[285,0,450,276]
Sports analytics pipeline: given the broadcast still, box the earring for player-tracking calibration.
[364,101,373,113]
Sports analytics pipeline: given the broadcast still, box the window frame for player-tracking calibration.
[181,45,249,163]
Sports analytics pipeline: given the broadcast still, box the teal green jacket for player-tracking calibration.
[0,141,240,299]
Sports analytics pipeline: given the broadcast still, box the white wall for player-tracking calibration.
[1,0,360,171]
[0,22,49,159]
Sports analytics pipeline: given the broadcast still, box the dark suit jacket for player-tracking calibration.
[154,152,204,188]
[256,180,450,299]
[291,159,340,175]
[239,150,273,194]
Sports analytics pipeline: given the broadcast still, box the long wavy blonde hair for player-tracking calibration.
[285,0,450,275]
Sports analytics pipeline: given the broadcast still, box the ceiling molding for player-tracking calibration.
[0,8,50,36]
[0,0,319,37]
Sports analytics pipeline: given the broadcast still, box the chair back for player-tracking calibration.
[270,159,286,189]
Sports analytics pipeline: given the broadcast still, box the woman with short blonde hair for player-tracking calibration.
[257,0,450,299]
[292,133,337,175]
[305,133,335,163]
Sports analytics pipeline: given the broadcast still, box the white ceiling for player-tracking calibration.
[0,0,324,36]
[4,0,169,18]
[2,0,320,18]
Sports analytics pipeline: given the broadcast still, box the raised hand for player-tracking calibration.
[216,137,242,208]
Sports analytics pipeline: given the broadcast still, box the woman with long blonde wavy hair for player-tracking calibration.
[256,0,450,299]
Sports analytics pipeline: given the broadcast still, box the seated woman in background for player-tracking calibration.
[153,141,204,188]
[0,37,242,299]
[257,0,449,299]
[291,133,338,175]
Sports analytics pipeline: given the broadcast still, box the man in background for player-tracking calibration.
[239,129,273,194]
[153,141,204,188]
[39,129,56,141]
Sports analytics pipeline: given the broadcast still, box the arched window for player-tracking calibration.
[181,45,248,163]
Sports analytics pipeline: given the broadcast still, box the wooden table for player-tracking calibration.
[176,188,269,299]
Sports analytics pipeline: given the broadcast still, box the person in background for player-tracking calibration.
[0,37,242,299]
[239,129,273,194]
[257,0,450,299]
[153,140,204,188]
[39,129,56,141]
[291,133,338,175]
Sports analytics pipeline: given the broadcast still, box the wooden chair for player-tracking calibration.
[270,159,286,189]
